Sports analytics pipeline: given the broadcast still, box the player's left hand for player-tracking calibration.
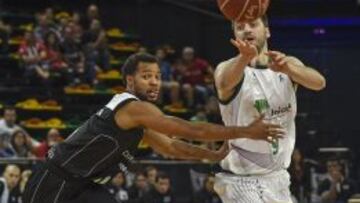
[266,51,291,74]
[214,141,230,161]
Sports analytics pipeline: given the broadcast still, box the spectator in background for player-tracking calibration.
[204,96,222,124]
[43,31,70,85]
[34,14,58,41]
[137,46,148,54]
[44,31,68,70]
[19,170,32,195]
[82,4,100,30]
[56,16,70,42]
[70,12,83,43]
[0,17,11,54]
[174,47,214,107]
[192,174,221,203]
[60,26,87,85]
[155,47,180,108]
[0,106,22,148]
[145,166,158,189]
[128,171,149,200]
[18,30,49,83]
[106,171,129,203]
[318,158,357,203]
[141,172,175,203]
[10,130,34,158]
[0,165,21,203]
[34,128,62,158]
[83,19,110,71]
[289,148,312,203]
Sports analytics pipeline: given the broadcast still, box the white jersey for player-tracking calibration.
[219,66,297,175]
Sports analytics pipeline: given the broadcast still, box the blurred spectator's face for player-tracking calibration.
[205,176,215,193]
[112,172,125,187]
[59,18,69,28]
[64,26,74,40]
[4,166,21,190]
[87,5,99,19]
[327,160,341,173]
[47,128,61,146]
[4,109,16,127]
[72,13,81,24]
[155,178,170,194]
[155,49,166,61]
[147,169,157,185]
[135,174,148,189]
[45,8,54,19]
[14,132,26,147]
[90,20,101,31]
[24,32,35,44]
[38,15,48,27]
[138,47,147,54]
[182,47,194,62]
[46,33,57,45]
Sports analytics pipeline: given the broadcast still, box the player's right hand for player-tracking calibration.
[245,115,285,142]
[230,38,258,60]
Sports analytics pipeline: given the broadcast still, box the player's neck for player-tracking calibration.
[250,48,269,69]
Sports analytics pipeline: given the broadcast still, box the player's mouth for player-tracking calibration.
[147,90,159,100]
[245,36,256,44]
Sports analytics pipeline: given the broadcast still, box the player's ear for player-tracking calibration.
[126,75,134,88]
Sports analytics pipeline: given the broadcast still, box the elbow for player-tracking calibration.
[313,77,326,91]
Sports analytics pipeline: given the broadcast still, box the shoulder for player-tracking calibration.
[215,57,239,79]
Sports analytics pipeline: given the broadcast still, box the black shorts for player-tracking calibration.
[22,163,117,203]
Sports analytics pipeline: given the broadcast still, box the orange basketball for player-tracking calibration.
[217,0,270,23]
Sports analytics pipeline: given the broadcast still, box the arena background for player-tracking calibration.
[0,0,359,202]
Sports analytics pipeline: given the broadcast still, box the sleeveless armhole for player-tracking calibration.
[102,93,139,130]
[215,74,245,105]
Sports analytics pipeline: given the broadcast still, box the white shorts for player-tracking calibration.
[214,170,292,203]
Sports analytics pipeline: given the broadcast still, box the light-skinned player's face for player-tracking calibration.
[234,18,270,52]
[127,62,161,102]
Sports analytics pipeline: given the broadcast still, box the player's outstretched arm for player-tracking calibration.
[267,51,326,91]
[143,129,228,162]
[215,39,257,101]
[115,100,284,141]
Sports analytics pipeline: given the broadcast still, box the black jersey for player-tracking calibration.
[47,93,144,181]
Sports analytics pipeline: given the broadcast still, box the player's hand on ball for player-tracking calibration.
[231,38,258,60]
[246,115,285,142]
[266,51,291,74]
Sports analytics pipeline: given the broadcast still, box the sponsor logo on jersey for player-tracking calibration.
[271,103,292,116]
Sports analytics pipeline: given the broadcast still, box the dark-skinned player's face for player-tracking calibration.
[127,62,161,102]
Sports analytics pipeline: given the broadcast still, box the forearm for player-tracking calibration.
[286,64,326,91]
[169,139,220,161]
[215,55,250,91]
[163,116,248,141]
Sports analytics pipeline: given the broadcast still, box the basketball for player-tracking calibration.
[217,0,270,23]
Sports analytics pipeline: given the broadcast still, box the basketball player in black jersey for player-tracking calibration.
[23,53,284,203]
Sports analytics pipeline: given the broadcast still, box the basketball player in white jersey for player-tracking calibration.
[213,15,326,203]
